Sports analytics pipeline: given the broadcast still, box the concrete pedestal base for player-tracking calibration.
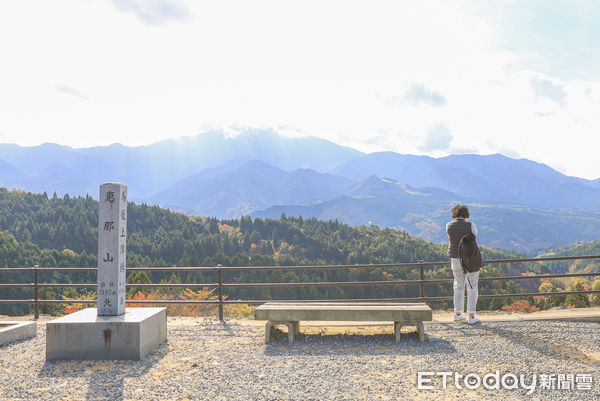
[46,307,167,360]
[0,321,37,346]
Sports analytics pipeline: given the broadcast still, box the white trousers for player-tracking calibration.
[451,258,480,314]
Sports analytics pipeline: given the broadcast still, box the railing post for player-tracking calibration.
[418,260,425,300]
[33,265,39,320]
[217,264,223,321]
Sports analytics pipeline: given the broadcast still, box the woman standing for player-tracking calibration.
[446,205,480,324]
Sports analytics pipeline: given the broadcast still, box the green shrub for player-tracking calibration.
[590,280,600,306]
[564,282,590,308]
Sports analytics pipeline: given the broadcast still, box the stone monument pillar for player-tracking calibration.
[97,183,127,316]
[45,182,167,360]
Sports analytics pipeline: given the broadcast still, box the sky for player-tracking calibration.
[0,0,599,179]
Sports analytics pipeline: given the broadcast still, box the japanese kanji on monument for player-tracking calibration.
[97,183,127,316]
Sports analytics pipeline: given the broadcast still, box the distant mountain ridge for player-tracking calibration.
[0,128,363,199]
[332,152,600,210]
[152,160,356,218]
[252,178,600,255]
[1,128,600,254]
[2,130,597,208]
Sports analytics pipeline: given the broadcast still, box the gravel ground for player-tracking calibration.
[0,317,598,401]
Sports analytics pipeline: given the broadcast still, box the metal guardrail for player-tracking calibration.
[0,255,599,320]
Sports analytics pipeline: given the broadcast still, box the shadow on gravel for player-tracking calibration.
[472,322,599,367]
[177,321,248,337]
[0,336,37,349]
[219,320,239,335]
[263,333,457,356]
[37,339,170,401]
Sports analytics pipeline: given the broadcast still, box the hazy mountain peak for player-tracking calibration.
[0,129,363,199]
[151,158,356,218]
[1,127,599,214]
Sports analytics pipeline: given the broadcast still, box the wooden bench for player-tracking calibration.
[254,302,432,343]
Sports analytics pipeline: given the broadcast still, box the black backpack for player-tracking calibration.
[458,231,482,273]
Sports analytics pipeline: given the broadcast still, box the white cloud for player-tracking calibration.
[419,123,453,152]
[530,76,566,107]
[55,84,89,101]
[403,83,447,107]
[109,0,190,26]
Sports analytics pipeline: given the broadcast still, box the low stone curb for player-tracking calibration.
[0,321,37,346]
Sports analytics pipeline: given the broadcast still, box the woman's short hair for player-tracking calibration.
[451,204,470,219]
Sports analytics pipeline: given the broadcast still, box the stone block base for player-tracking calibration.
[0,321,37,346]
[46,307,167,360]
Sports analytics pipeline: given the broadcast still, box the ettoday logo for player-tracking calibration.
[417,371,594,395]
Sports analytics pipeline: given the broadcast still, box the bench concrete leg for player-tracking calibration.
[394,321,425,342]
[287,322,295,343]
[394,322,402,342]
[264,321,296,343]
[265,321,273,343]
[417,321,425,342]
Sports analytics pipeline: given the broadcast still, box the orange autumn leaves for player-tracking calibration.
[127,288,218,316]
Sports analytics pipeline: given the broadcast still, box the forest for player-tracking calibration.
[0,188,597,316]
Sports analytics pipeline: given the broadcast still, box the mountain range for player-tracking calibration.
[0,128,361,199]
[332,152,600,210]
[1,128,600,255]
[152,159,356,217]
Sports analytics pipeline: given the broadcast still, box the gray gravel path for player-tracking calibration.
[0,318,598,400]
